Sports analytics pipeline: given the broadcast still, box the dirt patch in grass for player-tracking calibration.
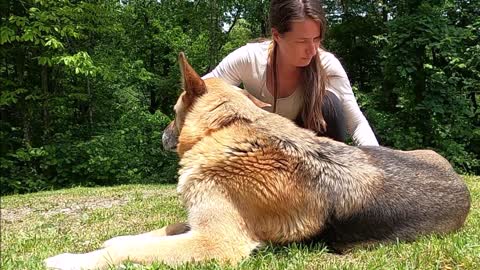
[1,187,178,223]
[1,197,129,223]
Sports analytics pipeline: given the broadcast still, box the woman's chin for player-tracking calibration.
[297,59,312,67]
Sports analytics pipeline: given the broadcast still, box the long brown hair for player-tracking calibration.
[269,0,329,133]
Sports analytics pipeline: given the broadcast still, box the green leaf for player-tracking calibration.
[0,26,16,44]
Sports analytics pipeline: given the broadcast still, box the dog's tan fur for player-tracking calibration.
[45,53,470,270]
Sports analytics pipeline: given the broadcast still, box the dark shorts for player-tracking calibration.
[296,91,347,142]
[321,90,347,142]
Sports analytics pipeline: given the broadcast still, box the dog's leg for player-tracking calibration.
[45,194,260,269]
[102,222,190,247]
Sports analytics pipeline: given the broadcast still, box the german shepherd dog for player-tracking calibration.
[45,53,470,269]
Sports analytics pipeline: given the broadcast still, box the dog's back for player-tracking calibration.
[315,146,471,251]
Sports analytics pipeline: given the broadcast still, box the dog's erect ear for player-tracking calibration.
[238,89,271,108]
[179,52,206,97]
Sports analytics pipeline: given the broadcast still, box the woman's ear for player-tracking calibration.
[271,28,280,43]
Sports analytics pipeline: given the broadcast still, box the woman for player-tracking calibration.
[202,0,378,146]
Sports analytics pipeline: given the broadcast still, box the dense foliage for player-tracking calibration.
[1,0,478,194]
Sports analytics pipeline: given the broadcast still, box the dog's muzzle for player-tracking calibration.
[162,121,179,152]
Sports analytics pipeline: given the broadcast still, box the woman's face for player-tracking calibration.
[273,19,321,67]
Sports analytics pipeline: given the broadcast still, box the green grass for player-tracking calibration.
[1,176,479,270]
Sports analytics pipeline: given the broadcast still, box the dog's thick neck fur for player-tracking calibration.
[177,78,267,156]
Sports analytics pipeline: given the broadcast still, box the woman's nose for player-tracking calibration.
[307,41,316,56]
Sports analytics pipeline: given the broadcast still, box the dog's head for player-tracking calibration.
[162,52,270,156]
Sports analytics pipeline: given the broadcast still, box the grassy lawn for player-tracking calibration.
[1,176,479,270]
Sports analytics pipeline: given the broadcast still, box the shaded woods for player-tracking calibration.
[1,0,479,194]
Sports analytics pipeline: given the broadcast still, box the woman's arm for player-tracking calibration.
[322,52,379,146]
[201,45,250,86]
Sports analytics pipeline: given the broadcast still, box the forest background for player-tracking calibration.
[1,0,479,195]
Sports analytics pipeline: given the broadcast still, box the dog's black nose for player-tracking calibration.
[162,130,178,152]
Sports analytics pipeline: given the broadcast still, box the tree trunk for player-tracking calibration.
[15,48,25,85]
[15,47,32,146]
[381,0,388,22]
[208,0,219,71]
[414,44,428,145]
[148,48,159,114]
[41,64,50,142]
[414,45,426,105]
[87,77,93,130]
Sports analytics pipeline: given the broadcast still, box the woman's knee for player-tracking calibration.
[321,91,347,142]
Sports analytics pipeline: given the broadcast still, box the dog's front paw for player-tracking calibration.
[44,251,103,270]
[44,253,84,270]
